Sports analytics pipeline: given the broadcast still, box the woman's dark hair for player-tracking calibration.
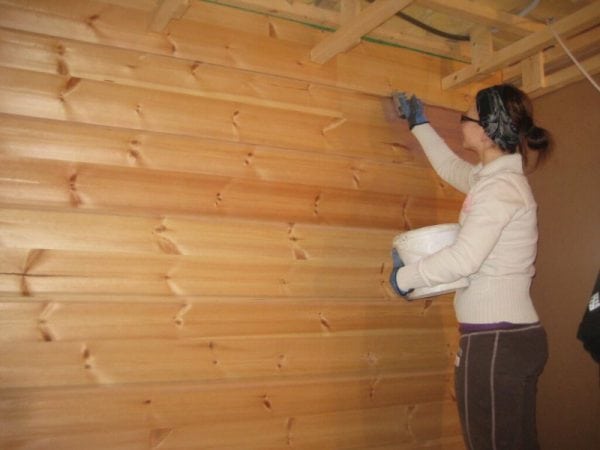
[476,84,552,169]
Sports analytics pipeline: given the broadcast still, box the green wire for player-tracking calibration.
[199,0,468,63]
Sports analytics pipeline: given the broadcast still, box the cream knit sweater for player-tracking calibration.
[396,124,540,324]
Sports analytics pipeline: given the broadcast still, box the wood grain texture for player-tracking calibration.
[0,0,486,109]
[0,295,456,342]
[0,113,464,200]
[0,0,466,447]
[0,375,460,449]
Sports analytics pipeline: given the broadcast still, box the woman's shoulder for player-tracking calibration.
[471,171,535,208]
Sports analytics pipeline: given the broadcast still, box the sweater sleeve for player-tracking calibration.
[396,176,524,290]
[412,123,474,194]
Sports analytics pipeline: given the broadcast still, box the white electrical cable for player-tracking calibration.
[518,0,540,17]
[547,19,600,93]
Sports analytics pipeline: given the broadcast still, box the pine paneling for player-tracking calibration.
[0,157,462,228]
[0,0,468,448]
[0,114,463,199]
[0,296,456,342]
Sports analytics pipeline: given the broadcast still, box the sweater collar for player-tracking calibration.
[473,153,523,178]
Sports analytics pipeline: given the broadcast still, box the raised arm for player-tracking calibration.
[393,93,474,194]
[412,123,474,194]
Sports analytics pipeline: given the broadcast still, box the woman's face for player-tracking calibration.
[461,102,485,156]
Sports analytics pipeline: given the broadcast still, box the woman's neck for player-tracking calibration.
[481,147,505,166]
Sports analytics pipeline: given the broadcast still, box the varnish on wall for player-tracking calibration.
[0,1,488,449]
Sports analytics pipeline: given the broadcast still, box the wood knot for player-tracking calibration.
[56,60,69,76]
[190,61,202,73]
[86,14,100,28]
[262,395,273,411]
[128,149,140,161]
[318,313,331,331]
[154,224,167,233]
[277,354,286,370]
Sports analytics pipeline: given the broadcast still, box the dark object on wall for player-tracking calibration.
[577,270,600,363]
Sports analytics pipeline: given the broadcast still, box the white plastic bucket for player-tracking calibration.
[392,223,469,300]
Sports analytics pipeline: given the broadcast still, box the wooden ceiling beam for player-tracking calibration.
[341,0,362,24]
[528,53,600,98]
[417,0,544,37]
[503,26,600,83]
[442,2,600,90]
[149,0,191,32]
[521,52,545,92]
[195,0,469,61]
[310,0,416,64]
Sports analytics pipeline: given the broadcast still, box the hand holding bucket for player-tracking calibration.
[392,223,469,300]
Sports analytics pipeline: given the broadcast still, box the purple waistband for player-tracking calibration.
[459,321,540,334]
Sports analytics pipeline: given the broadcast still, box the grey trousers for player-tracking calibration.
[455,324,548,450]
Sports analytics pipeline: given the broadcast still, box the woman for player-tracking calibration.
[390,84,551,450]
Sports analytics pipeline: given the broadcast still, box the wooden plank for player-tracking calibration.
[0,331,454,388]
[0,114,464,200]
[0,27,344,119]
[469,26,493,66]
[3,379,456,449]
[0,26,472,133]
[148,0,190,32]
[502,26,600,83]
[0,295,457,342]
[0,157,462,228]
[310,0,416,64]
[410,400,463,440]
[341,0,362,24]
[0,420,439,450]
[442,2,600,89]
[521,52,545,93]
[0,210,393,260]
[417,0,544,37]
[0,374,452,436]
[0,66,410,163]
[0,208,395,259]
[528,53,600,98]
[0,205,412,297]
[0,253,388,298]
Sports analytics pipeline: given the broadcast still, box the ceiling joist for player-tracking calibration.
[416,0,544,38]
[442,1,600,90]
[530,53,600,98]
[188,1,599,97]
[503,26,600,83]
[310,0,415,64]
[196,0,469,61]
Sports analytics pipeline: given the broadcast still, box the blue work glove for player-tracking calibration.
[389,248,415,298]
[391,92,429,130]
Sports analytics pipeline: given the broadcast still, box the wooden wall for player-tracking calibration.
[0,1,488,448]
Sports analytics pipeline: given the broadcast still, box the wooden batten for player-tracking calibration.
[528,53,600,98]
[469,26,493,66]
[521,52,546,93]
[502,26,600,84]
[0,295,457,342]
[310,0,415,64]
[442,2,600,89]
[417,0,544,37]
